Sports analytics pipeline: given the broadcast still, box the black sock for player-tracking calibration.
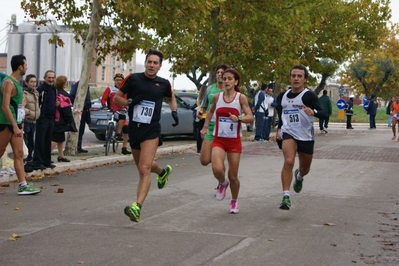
[137,203,142,209]
[159,169,165,176]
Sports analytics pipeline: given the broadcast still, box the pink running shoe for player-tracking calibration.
[230,200,239,214]
[216,181,229,201]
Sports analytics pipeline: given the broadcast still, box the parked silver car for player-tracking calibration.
[89,95,194,140]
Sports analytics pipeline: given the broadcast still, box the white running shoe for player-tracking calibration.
[230,200,239,214]
[4,167,16,175]
[216,181,229,201]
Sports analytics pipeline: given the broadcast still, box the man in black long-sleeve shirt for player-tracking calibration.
[32,70,56,170]
[275,65,328,210]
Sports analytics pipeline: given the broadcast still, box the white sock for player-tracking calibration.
[283,190,290,197]
[296,172,303,181]
[19,181,27,187]
[222,179,229,186]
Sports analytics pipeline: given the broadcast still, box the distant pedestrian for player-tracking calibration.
[390,94,399,141]
[253,83,268,142]
[200,68,254,213]
[386,96,394,127]
[275,65,328,210]
[264,84,277,141]
[246,88,255,132]
[366,94,377,129]
[319,89,332,133]
[193,85,207,154]
[345,95,354,129]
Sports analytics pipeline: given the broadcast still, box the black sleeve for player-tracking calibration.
[69,82,78,104]
[303,91,328,119]
[276,92,284,129]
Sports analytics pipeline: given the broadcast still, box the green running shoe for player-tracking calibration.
[293,169,303,193]
[157,165,172,189]
[124,202,141,222]
[18,183,41,195]
[279,195,291,210]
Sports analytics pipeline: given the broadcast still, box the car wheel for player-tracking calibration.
[95,133,106,141]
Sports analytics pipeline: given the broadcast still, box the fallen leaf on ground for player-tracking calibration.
[379,241,395,246]
[14,207,19,210]
[324,222,336,226]
[268,239,274,242]
[56,188,64,193]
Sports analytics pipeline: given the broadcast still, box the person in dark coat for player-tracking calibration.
[345,95,354,129]
[32,70,57,170]
[367,94,378,129]
[51,76,76,162]
[318,89,332,133]
[69,80,91,153]
[386,96,394,127]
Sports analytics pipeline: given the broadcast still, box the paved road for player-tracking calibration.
[1,124,398,265]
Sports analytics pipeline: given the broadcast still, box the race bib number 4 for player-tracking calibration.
[217,117,238,138]
[132,100,155,124]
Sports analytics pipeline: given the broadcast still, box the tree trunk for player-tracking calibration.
[64,0,102,156]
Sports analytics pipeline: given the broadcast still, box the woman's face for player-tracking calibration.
[27,77,37,90]
[222,72,238,91]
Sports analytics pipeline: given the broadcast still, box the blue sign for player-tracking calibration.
[363,101,370,111]
[362,96,368,104]
[336,99,346,110]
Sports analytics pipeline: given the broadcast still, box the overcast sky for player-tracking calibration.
[1,1,399,90]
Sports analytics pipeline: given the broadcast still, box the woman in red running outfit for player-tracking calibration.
[200,68,254,214]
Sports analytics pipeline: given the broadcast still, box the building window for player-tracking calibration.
[101,66,106,81]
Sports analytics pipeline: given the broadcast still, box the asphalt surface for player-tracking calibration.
[1,123,398,266]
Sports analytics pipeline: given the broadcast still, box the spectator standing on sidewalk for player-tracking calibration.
[318,89,332,133]
[253,83,269,142]
[366,94,378,129]
[345,95,354,129]
[23,74,40,163]
[32,70,57,170]
[387,96,394,127]
[200,68,254,214]
[69,80,91,153]
[114,48,179,223]
[264,84,277,141]
[0,54,41,194]
[275,65,327,210]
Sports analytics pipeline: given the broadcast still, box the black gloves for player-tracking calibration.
[172,110,179,127]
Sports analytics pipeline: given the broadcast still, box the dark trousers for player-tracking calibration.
[264,116,272,140]
[78,110,90,149]
[369,115,376,128]
[254,112,266,140]
[319,117,330,130]
[23,121,36,161]
[346,115,352,128]
[33,116,54,166]
[194,118,205,153]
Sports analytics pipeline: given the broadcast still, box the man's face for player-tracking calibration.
[290,69,306,90]
[216,68,224,84]
[114,80,122,87]
[395,96,399,103]
[144,55,161,78]
[19,60,28,76]
[267,88,273,95]
[44,72,55,85]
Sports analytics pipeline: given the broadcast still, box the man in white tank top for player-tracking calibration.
[275,65,328,210]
